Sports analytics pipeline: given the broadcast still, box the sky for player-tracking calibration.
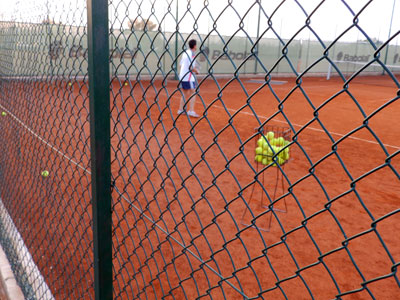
[0,0,399,44]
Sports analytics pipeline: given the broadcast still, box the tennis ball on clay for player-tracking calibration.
[255,155,263,163]
[266,131,274,141]
[255,147,263,155]
[68,82,72,86]
[1,112,6,116]
[124,82,128,86]
[262,149,269,156]
[262,157,268,165]
[41,170,49,177]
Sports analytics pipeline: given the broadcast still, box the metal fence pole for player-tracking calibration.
[383,0,396,75]
[174,0,179,80]
[254,0,261,74]
[87,0,112,299]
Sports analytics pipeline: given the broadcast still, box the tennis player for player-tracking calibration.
[177,39,200,118]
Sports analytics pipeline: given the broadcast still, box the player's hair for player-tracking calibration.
[188,39,197,49]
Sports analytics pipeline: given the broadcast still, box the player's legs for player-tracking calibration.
[178,89,192,112]
[189,92,196,112]
[178,82,199,117]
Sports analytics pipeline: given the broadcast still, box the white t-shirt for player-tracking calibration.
[179,49,195,82]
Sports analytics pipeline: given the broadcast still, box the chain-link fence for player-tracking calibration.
[0,1,93,299]
[0,0,399,299]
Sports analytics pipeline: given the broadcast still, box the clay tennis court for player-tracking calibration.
[0,74,399,299]
[108,74,400,299]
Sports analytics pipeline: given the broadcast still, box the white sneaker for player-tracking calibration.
[187,111,200,118]
[177,109,185,115]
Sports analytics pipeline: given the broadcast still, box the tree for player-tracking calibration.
[41,18,56,24]
[128,19,157,31]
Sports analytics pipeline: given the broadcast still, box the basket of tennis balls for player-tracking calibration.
[254,126,291,166]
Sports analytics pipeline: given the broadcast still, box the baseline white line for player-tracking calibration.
[210,104,400,150]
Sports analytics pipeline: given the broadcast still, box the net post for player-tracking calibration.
[87,0,112,299]
[383,0,396,75]
[327,62,332,80]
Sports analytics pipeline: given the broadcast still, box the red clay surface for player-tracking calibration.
[0,78,93,299]
[0,74,399,299]
[110,75,400,299]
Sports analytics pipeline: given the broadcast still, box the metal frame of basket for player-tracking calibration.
[241,125,292,232]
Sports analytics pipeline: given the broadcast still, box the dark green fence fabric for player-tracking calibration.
[0,1,94,299]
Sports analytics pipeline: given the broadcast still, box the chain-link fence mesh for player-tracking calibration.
[0,1,93,299]
[1,0,400,299]
[109,1,400,299]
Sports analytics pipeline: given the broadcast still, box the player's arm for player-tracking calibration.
[192,60,200,74]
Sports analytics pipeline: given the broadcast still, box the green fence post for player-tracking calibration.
[87,0,112,299]
[174,0,179,80]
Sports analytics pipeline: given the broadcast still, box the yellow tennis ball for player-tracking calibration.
[262,139,270,149]
[266,131,274,141]
[68,82,72,86]
[266,146,274,156]
[270,158,282,167]
[278,151,285,160]
[1,112,6,116]
[262,158,268,165]
[270,145,278,155]
[257,138,264,147]
[255,147,263,155]
[275,146,283,156]
[41,170,49,177]
[276,137,285,146]
[255,155,263,163]
[124,82,128,86]
[283,147,289,158]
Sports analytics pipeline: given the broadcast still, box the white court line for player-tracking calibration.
[0,104,91,175]
[0,109,88,299]
[210,104,400,150]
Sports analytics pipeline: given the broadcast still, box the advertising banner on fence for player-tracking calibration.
[4,23,400,78]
